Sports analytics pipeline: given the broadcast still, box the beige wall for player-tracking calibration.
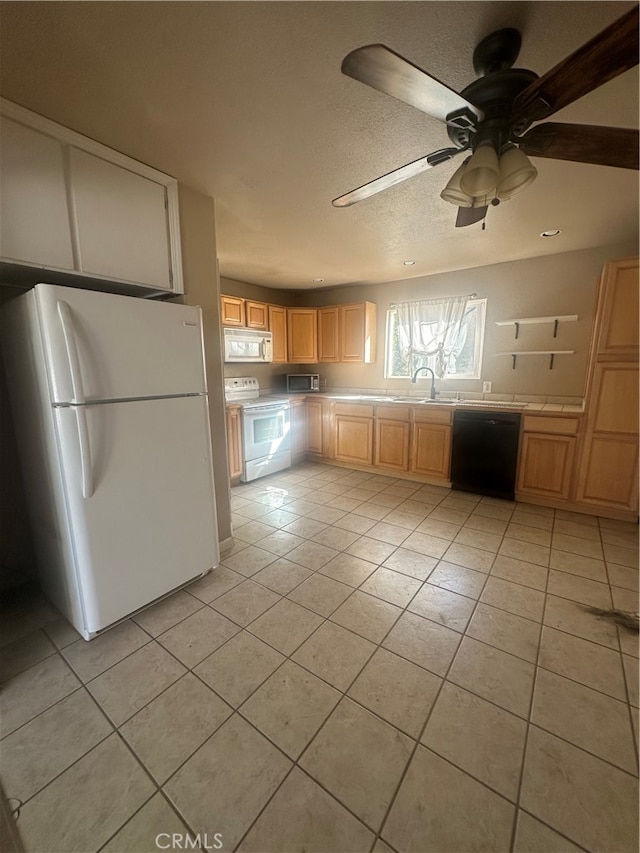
[291,242,637,399]
[179,187,232,545]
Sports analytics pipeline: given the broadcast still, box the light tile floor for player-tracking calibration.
[1,461,639,852]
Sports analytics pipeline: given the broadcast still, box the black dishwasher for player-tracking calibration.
[451,410,521,501]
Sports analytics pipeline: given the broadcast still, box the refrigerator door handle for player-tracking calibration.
[57,300,86,404]
[74,405,94,499]
[57,300,93,498]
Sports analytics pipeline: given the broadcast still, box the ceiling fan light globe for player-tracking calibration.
[459,142,499,196]
[497,146,538,199]
[440,159,473,207]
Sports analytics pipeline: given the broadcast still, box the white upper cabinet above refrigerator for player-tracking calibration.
[69,148,172,289]
[0,99,183,294]
[0,118,75,271]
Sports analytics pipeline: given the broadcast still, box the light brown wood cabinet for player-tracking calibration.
[576,362,639,512]
[220,295,245,327]
[307,400,323,455]
[376,420,410,471]
[340,302,376,363]
[517,433,576,500]
[374,405,410,471]
[411,422,451,480]
[595,258,639,357]
[410,408,452,480]
[575,258,639,515]
[318,307,339,363]
[268,304,288,363]
[290,399,308,461]
[245,300,268,330]
[335,415,374,465]
[226,406,243,481]
[516,415,579,501]
[287,308,318,363]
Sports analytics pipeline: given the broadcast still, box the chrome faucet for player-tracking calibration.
[411,366,437,399]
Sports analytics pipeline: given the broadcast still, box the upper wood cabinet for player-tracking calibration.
[340,302,377,363]
[268,305,288,363]
[245,300,268,330]
[317,302,377,363]
[287,308,318,363]
[575,258,639,515]
[220,295,245,326]
[0,99,183,293]
[594,258,639,358]
[318,307,340,363]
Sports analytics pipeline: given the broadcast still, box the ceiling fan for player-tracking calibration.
[332,5,639,227]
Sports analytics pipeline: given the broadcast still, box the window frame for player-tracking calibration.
[384,297,487,381]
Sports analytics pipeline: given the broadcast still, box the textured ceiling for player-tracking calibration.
[0,1,638,289]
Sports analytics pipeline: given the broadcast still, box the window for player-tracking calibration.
[385,296,486,380]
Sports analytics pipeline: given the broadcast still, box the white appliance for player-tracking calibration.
[2,284,219,640]
[223,327,273,363]
[224,377,291,482]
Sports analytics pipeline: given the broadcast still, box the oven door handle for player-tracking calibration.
[244,404,289,415]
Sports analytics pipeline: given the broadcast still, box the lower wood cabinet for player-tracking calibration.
[226,406,243,480]
[411,422,451,479]
[517,433,576,500]
[374,406,410,471]
[335,415,374,466]
[575,362,639,514]
[290,400,308,461]
[576,435,639,511]
[306,400,324,455]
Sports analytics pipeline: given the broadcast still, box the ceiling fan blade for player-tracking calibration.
[455,205,487,228]
[332,147,462,207]
[513,5,639,123]
[342,44,484,126]
[519,123,639,170]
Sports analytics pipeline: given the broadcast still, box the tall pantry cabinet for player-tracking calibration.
[575,258,639,515]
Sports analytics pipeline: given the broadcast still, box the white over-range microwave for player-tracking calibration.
[224,327,273,363]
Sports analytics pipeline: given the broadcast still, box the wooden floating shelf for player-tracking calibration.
[494,350,575,370]
[495,315,578,340]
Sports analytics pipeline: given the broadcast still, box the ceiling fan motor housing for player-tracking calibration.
[447,67,539,152]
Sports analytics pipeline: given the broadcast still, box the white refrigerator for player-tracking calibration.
[2,283,219,640]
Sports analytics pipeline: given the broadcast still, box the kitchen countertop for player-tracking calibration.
[311,394,584,414]
[225,393,584,414]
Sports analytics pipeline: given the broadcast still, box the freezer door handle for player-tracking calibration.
[57,300,86,404]
[74,405,94,499]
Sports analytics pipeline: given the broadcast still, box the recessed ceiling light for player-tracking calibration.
[402,260,416,266]
[540,229,561,237]
[312,277,324,282]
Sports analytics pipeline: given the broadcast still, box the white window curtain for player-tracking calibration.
[395,295,470,378]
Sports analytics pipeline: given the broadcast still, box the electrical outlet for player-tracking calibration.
[482,381,492,393]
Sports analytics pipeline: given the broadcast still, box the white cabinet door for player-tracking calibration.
[69,147,172,289]
[0,118,74,269]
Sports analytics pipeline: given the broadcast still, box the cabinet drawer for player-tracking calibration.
[375,405,410,422]
[412,407,453,425]
[522,415,579,435]
[334,403,374,418]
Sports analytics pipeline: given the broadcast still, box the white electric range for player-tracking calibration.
[224,377,291,482]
